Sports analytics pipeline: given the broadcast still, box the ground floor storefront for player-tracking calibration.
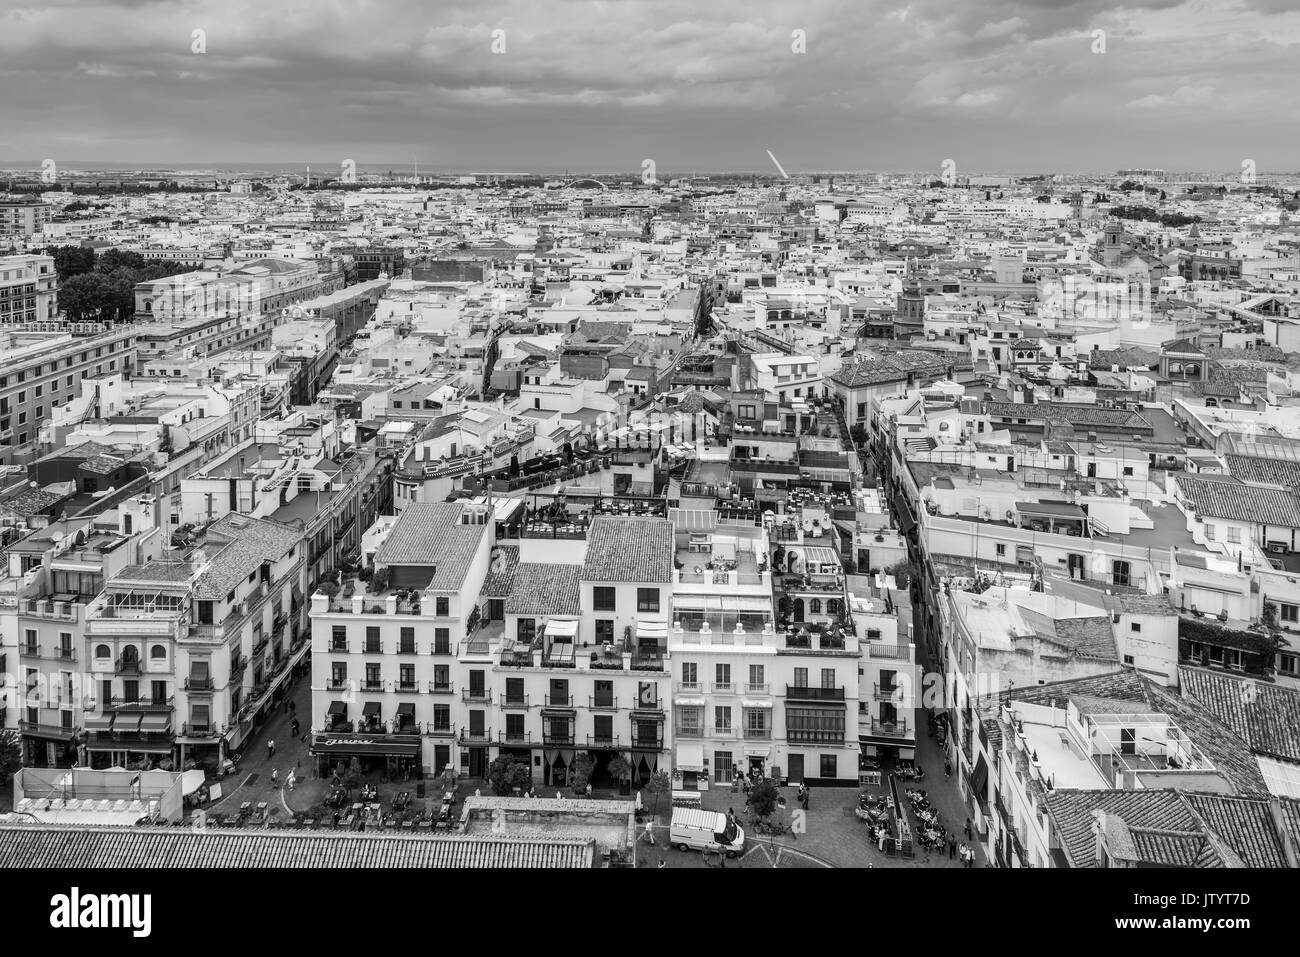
[672,740,862,788]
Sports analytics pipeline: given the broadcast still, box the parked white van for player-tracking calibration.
[669,807,745,857]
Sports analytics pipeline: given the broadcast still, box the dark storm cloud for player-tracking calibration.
[0,0,1297,171]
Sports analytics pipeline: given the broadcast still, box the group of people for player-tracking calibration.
[731,763,765,794]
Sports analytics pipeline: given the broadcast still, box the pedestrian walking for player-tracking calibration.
[267,738,275,760]
[644,819,655,845]
[289,700,296,715]
[291,718,300,738]
[272,768,279,788]
[287,769,296,792]
[944,759,951,778]
[964,818,971,840]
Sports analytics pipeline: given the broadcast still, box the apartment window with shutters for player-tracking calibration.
[593,587,616,611]
[399,627,416,654]
[821,668,836,689]
[399,664,415,690]
[434,628,451,654]
[435,597,450,617]
[637,588,660,613]
[748,664,765,691]
[593,714,614,744]
[715,706,732,732]
[365,663,381,690]
[433,664,450,692]
[432,703,451,732]
[365,626,381,654]
[793,667,808,688]
[331,625,347,652]
[331,662,347,688]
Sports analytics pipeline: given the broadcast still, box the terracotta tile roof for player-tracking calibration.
[1183,793,1291,868]
[505,562,582,617]
[1175,474,1300,528]
[1178,666,1300,763]
[1046,790,1194,867]
[1146,684,1268,793]
[999,669,1149,710]
[0,825,595,869]
[374,503,488,590]
[483,545,520,597]
[1224,455,1300,490]
[581,516,673,583]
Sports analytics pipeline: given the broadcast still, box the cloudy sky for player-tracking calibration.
[1,0,1297,173]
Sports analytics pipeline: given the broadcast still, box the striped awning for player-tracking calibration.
[114,712,143,733]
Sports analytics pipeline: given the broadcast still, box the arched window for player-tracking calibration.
[95,644,111,659]
[809,598,822,615]
[151,644,167,659]
[827,598,842,616]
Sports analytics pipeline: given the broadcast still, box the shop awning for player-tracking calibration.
[310,735,421,758]
[743,746,771,758]
[972,754,989,798]
[114,712,143,733]
[741,699,773,709]
[674,697,706,708]
[139,713,171,733]
[893,493,916,534]
[84,714,114,732]
[362,701,383,716]
[395,702,416,716]
[676,743,705,772]
[327,700,347,717]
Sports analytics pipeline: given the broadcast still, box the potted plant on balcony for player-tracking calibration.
[608,754,633,796]
[371,567,391,594]
[318,581,340,600]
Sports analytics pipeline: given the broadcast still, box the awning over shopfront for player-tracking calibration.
[327,700,347,717]
[310,734,421,758]
[395,702,416,716]
[676,743,705,772]
[84,714,114,732]
[362,701,382,717]
[139,713,171,733]
[741,699,773,709]
[972,754,989,797]
[893,493,916,534]
[673,697,705,708]
[114,713,143,734]
[743,746,771,758]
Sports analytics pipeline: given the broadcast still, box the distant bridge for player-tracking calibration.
[547,178,611,190]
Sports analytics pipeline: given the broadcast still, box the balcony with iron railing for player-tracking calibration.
[786,685,845,702]
[870,717,909,736]
[542,726,575,746]
[180,723,219,738]
[708,726,737,738]
[745,683,770,695]
[788,726,845,744]
[184,676,214,692]
[743,726,772,739]
[424,722,456,738]
[396,679,419,692]
[498,729,533,746]
[587,733,622,748]
[502,693,531,709]
[590,696,619,710]
[462,688,492,703]
[544,694,575,709]
[18,717,76,738]
[429,680,454,694]
[115,656,142,676]
[874,682,901,701]
[674,725,705,738]
[326,678,351,692]
[711,682,736,695]
[462,722,491,748]
[362,680,384,692]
